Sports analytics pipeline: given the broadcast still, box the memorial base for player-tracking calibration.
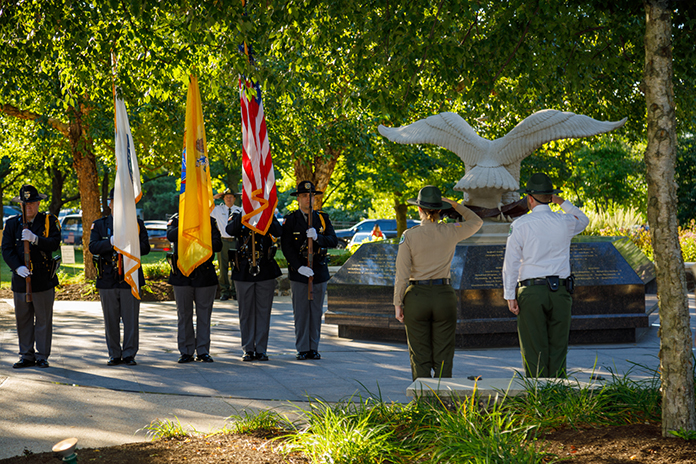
[326,231,655,349]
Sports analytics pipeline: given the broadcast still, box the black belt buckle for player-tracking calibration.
[546,275,560,292]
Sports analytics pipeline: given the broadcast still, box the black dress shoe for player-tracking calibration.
[13,359,35,369]
[196,354,214,363]
[178,354,195,364]
[242,352,255,362]
[295,351,309,360]
[307,350,321,360]
[107,357,122,366]
[255,353,269,362]
[123,356,137,366]
[220,295,229,301]
[36,359,49,368]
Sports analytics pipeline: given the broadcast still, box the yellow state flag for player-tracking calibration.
[177,75,214,276]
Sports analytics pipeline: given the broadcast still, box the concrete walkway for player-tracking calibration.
[0,292,689,459]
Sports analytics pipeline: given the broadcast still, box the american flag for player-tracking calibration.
[239,77,277,235]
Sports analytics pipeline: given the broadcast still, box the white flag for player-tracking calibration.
[113,97,142,299]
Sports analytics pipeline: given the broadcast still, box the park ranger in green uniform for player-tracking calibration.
[393,185,482,381]
[502,173,589,378]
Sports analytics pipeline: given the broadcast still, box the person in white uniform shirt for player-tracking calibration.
[211,189,243,300]
[502,173,589,378]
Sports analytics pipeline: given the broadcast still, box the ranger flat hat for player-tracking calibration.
[518,173,561,194]
[12,184,47,203]
[290,180,322,196]
[407,185,452,210]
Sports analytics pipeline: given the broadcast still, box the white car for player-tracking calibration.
[347,232,377,248]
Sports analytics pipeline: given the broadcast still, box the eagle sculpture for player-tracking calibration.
[378,110,627,211]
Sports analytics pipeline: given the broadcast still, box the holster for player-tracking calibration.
[166,251,179,275]
[50,256,62,279]
[546,275,560,292]
[565,274,575,294]
[93,255,105,280]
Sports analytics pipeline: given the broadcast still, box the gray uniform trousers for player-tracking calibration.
[13,288,54,362]
[173,285,217,356]
[290,280,327,353]
[98,288,140,359]
[218,239,236,297]
[234,279,275,354]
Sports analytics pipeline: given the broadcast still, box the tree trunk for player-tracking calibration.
[49,166,65,217]
[644,0,696,436]
[68,107,101,280]
[293,146,341,210]
[394,197,408,240]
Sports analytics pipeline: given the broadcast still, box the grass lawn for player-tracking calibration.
[2,246,352,286]
[1,247,171,286]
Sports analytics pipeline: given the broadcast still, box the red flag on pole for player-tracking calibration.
[239,77,278,234]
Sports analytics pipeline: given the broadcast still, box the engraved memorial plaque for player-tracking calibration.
[326,236,654,348]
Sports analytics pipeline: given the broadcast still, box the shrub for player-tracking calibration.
[583,207,696,263]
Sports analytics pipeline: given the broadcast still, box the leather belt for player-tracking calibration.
[409,278,451,286]
[518,277,567,288]
[222,237,236,241]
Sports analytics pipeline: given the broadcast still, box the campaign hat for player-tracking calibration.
[407,185,452,210]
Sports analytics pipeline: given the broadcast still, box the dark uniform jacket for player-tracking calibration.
[225,213,282,282]
[281,209,337,284]
[88,215,151,289]
[166,213,222,287]
[1,212,61,293]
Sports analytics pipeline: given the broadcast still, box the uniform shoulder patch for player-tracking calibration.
[91,222,95,230]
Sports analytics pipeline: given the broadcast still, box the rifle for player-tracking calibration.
[307,192,314,301]
[20,201,32,303]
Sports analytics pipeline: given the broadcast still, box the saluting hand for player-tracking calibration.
[551,194,565,205]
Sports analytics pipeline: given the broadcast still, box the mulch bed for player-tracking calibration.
[2,424,696,463]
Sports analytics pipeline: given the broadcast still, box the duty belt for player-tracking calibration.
[518,277,567,288]
[409,278,451,286]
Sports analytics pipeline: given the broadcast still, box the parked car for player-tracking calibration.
[60,213,83,245]
[335,219,420,248]
[3,205,20,224]
[144,220,171,252]
[346,232,374,248]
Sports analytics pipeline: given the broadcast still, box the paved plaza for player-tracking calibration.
[0,291,688,459]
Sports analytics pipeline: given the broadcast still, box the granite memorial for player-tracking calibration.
[326,225,654,348]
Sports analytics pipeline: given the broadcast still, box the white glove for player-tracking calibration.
[306,228,318,240]
[16,266,31,278]
[21,229,38,244]
[110,236,115,246]
[298,266,314,277]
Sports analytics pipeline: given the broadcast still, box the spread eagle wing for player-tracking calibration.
[492,109,628,166]
[377,112,490,166]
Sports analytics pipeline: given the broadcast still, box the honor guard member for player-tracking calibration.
[89,189,151,366]
[393,186,482,380]
[281,181,338,360]
[211,189,242,300]
[502,173,589,378]
[226,212,283,362]
[166,213,222,363]
[1,185,61,368]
